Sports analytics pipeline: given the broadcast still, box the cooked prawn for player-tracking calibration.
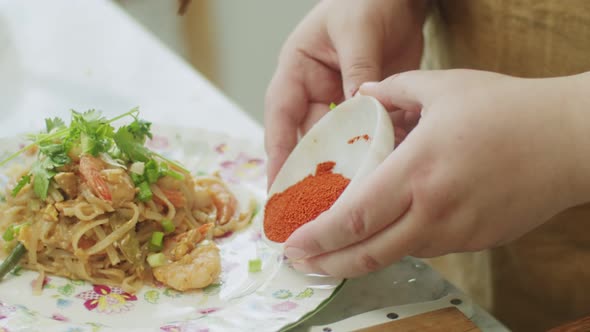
[155,188,185,208]
[152,241,220,291]
[161,223,211,260]
[79,155,111,201]
[210,182,237,225]
[195,178,237,226]
[101,168,135,207]
[153,224,220,291]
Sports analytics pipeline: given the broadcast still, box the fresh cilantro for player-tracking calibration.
[11,174,31,197]
[0,108,138,169]
[127,118,153,144]
[45,117,66,133]
[113,126,152,162]
[68,110,114,156]
[31,159,57,200]
[0,107,188,202]
[38,143,70,167]
[30,142,71,200]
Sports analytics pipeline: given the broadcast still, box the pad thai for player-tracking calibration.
[0,109,254,293]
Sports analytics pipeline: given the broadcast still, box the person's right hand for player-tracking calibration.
[264,0,428,187]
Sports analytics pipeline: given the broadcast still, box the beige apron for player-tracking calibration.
[421,1,590,331]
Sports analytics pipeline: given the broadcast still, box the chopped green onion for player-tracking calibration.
[147,253,167,267]
[161,219,175,233]
[248,258,262,273]
[2,227,14,242]
[0,242,26,280]
[130,173,143,186]
[145,160,160,184]
[149,231,164,251]
[137,181,152,202]
[166,169,185,180]
[329,102,337,110]
[158,162,169,175]
[153,152,189,173]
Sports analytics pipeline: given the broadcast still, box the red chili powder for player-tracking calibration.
[347,134,370,144]
[264,161,350,242]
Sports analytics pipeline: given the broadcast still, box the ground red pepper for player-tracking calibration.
[264,161,350,243]
[347,134,370,144]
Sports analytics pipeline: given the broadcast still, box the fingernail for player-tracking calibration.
[292,262,326,275]
[284,247,307,261]
[359,81,378,90]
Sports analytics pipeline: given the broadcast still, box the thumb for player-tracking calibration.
[359,70,448,112]
[337,32,382,99]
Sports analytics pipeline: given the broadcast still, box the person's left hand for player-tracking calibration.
[283,69,590,277]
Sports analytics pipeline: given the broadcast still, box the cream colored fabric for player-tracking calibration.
[422,1,590,331]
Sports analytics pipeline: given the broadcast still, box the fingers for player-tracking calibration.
[294,210,422,278]
[284,138,416,260]
[336,29,383,99]
[300,103,330,135]
[264,68,308,188]
[359,70,450,113]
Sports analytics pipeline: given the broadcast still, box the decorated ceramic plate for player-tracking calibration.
[0,125,344,332]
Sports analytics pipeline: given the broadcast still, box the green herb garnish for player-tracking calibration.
[11,174,31,197]
[137,182,152,202]
[149,231,164,252]
[248,258,262,273]
[0,108,187,202]
[147,252,166,267]
[144,160,160,184]
[161,219,175,233]
[2,226,14,242]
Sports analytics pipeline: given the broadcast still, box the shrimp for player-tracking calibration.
[154,188,186,208]
[205,180,237,226]
[153,224,220,291]
[79,155,111,201]
[155,176,187,208]
[101,169,135,207]
[153,241,220,291]
[161,223,212,261]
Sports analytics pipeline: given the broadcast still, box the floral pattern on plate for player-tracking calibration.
[0,126,343,332]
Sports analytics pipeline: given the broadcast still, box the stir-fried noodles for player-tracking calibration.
[0,110,254,293]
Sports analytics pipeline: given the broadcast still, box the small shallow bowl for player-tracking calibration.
[261,95,395,251]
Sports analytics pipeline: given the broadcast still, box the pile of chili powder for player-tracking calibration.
[264,161,350,242]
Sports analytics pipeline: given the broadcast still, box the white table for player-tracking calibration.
[0,1,507,330]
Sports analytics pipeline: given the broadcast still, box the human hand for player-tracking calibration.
[284,69,590,277]
[264,0,428,187]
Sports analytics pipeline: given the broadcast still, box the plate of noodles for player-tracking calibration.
[0,109,344,332]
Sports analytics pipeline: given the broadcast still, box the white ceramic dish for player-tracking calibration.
[262,95,395,250]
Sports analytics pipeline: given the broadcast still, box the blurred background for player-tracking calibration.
[117,0,317,125]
